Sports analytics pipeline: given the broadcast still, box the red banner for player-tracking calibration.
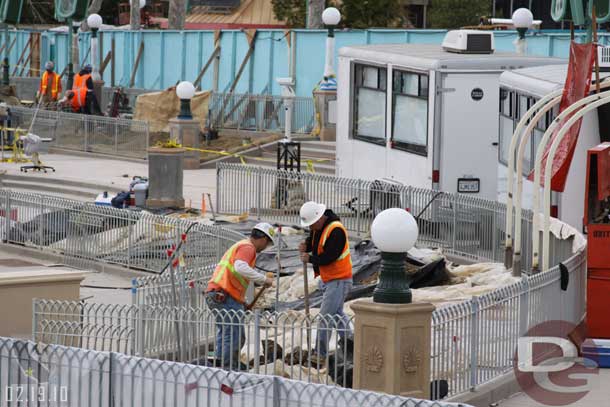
[527,42,597,192]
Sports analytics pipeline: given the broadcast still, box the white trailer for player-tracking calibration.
[498,64,610,230]
[335,42,564,202]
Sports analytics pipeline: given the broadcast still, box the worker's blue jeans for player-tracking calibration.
[316,278,353,357]
[205,293,245,370]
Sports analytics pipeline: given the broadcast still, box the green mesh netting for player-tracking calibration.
[54,0,89,21]
[0,0,24,24]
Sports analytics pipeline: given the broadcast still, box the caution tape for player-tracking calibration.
[183,145,332,174]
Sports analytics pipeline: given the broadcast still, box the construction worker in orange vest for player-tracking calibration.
[71,64,94,114]
[37,61,62,105]
[299,201,353,366]
[206,223,275,369]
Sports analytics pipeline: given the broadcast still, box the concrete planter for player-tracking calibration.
[146,147,185,208]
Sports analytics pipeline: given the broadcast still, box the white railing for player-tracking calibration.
[0,337,468,407]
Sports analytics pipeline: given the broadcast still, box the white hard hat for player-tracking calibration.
[299,201,326,227]
[252,222,275,242]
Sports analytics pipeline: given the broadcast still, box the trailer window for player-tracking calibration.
[352,64,387,145]
[391,70,428,156]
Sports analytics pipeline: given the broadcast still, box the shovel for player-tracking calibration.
[302,261,312,356]
[246,286,267,311]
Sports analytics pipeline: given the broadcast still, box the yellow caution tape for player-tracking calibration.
[182,146,334,168]
[305,160,315,174]
[179,253,186,268]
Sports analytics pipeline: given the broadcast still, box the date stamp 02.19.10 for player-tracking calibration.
[3,384,69,404]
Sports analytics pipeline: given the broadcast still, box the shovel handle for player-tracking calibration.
[246,286,267,311]
[302,261,310,318]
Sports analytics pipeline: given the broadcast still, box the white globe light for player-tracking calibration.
[512,8,534,29]
[139,0,146,9]
[176,81,196,100]
[371,208,419,253]
[87,13,103,29]
[322,7,341,26]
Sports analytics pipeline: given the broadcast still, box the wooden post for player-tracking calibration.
[193,45,220,89]
[129,41,144,88]
[111,38,115,87]
[12,37,31,76]
[99,51,112,76]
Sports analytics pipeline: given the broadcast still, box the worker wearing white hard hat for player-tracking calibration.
[298,201,353,366]
[206,222,275,369]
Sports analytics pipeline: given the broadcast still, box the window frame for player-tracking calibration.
[390,69,429,156]
[351,62,388,147]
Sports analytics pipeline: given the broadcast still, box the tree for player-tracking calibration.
[168,0,186,29]
[307,0,324,28]
[338,0,406,29]
[428,0,490,29]
[271,0,307,28]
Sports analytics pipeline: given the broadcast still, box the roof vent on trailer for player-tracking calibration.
[442,30,495,54]
[598,45,610,72]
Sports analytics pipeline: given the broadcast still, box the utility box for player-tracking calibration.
[584,142,610,339]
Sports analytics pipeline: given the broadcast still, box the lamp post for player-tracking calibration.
[320,7,340,91]
[176,81,195,119]
[67,20,80,90]
[2,24,8,86]
[87,14,103,81]
[512,8,533,55]
[371,208,419,304]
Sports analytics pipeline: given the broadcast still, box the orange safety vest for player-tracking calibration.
[207,240,256,304]
[40,71,61,100]
[315,221,352,283]
[71,73,91,110]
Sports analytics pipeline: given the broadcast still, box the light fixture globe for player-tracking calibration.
[322,7,341,26]
[371,208,419,253]
[512,8,533,29]
[87,13,103,29]
[176,81,196,100]
[140,0,147,9]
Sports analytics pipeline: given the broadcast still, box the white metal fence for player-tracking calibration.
[0,189,244,273]
[8,106,150,160]
[216,163,574,273]
[210,92,315,135]
[33,300,355,388]
[0,337,469,407]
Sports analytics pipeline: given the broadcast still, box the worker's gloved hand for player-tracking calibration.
[300,253,310,263]
[263,277,274,288]
[298,241,307,253]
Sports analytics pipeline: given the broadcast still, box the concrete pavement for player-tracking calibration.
[0,152,218,209]
[498,368,610,407]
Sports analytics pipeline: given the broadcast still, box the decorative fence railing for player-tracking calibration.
[7,105,150,160]
[216,163,574,273]
[0,337,469,407]
[209,92,315,135]
[33,300,356,388]
[0,189,243,273]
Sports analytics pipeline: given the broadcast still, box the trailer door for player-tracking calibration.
[440,73,500,200]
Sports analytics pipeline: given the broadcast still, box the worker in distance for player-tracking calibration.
[299,201,353,366]
[205,223,275,370]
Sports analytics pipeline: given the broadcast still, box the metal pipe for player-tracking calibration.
[531,89,610,271]
[541,94,610,271]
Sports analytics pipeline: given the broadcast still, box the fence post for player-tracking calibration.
[108,351,115,407]
[452,194,458,250]
[114,121,118,154]
[272,376,281,407]
[4,191,10,242]
[519,278,530,336]
[256,171,262,221]
[492,203,499,262]
[356,179,362,237]
[127,211,133,269]
[469,296,480,391]
[254,309,261,374]
[83,116,89,153]
[31,298,38,341]
[38,194,44,248]
[216,165,221,214]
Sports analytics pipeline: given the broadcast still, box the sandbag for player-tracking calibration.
[133,88,211,133]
